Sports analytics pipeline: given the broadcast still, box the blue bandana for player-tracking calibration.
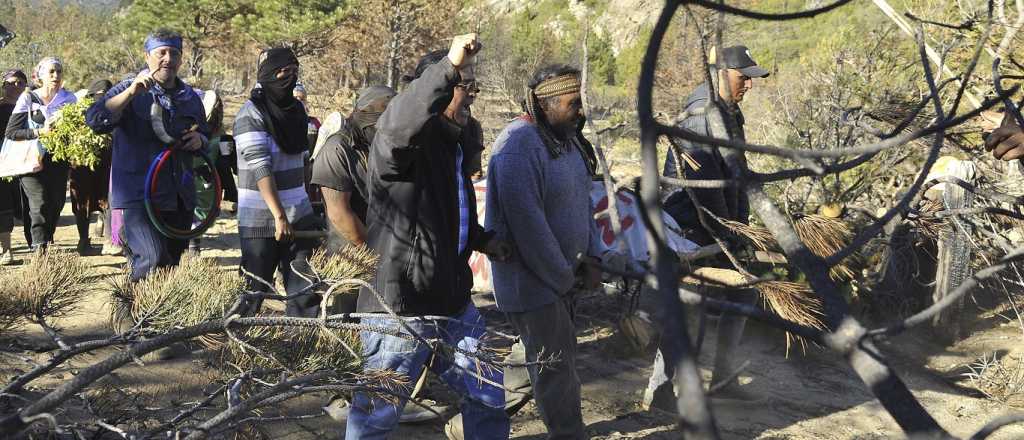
[144,34,183,53]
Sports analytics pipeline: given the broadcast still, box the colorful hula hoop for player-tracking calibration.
[143,148,222,240]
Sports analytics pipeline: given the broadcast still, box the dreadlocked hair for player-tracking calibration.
[524,64,599,176]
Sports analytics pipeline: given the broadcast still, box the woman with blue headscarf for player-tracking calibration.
[5,57,77,252]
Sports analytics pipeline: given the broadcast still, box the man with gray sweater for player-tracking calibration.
[485,64,604,440]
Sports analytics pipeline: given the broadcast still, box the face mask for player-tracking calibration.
[261,73,297,103]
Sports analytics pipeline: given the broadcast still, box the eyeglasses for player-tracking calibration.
[2,80,24,87]
[456,79,479,95]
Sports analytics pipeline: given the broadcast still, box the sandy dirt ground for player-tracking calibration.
[3,196,1024,440]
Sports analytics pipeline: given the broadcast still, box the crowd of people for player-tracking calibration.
[1,26,1023,440]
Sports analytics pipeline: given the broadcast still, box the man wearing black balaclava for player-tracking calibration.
[311,85,395,248]
[233,47,321,317]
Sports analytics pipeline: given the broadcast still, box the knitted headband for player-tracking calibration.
[532,74,581,99]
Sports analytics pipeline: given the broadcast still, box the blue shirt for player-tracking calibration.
[86,73,209,210]
[456,142,469,253]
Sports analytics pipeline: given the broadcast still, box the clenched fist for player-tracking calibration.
[448,33,481,69]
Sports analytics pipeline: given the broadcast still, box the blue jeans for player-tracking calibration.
[121,206,190,281]
[345,303,509,440]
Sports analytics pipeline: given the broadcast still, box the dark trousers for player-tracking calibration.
[643,283,757,409]
[507,300,585,440]
[215,155,237,203]
[122,206,190,281]
[239,235,319,317]
[20,160,69,247]
[20,184,30,245]
[0,177,19,234]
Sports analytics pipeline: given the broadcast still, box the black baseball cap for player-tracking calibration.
[720,45,769,78]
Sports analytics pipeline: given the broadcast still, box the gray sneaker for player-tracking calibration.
[444,413,463,440]
[321,398,446,424]
[401,399,446,423]
[0,250,12,265]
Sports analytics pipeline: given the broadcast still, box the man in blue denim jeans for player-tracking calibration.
[345,33,513,440]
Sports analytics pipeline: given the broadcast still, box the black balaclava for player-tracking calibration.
[349,85,396,150]
[250,47,308,154]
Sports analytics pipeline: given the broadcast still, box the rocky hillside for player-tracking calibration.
[480,0,660,54]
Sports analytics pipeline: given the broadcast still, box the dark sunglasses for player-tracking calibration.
[456,79,479,94]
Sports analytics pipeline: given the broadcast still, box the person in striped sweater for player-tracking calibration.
[233,47,321,317]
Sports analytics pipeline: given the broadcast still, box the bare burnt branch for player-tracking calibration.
[968,413,1024,440]
[675,285,825,343]
[919,176,1024,206]
[824,26,954,268]
[660,175,739,189]
[0,312,523,437]
[637,1,719,437]
[928,207,1024,222]
[1,334,135,396]
[686,0,855,20]
[947,22,992,116]
[993,58,1024,127]
[181,371,335,440]
[580,21,625,249]
[903,12,977,31]
[655,89,1015,161]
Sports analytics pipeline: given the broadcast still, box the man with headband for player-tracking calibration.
[87,29,209,281]
[345,34,513,439]
[484,64,604,439]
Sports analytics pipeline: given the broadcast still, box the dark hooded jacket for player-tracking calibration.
[360,59,490,316]
[663,83,750,245]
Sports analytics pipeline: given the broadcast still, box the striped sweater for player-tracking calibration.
[233,101,315,238]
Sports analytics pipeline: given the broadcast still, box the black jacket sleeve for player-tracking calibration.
[4,110,36,141]
[371,59,459,178]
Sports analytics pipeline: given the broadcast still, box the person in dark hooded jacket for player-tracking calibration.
[345,34,512,440]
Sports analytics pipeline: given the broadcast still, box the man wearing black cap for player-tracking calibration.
[646,45,769,410]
